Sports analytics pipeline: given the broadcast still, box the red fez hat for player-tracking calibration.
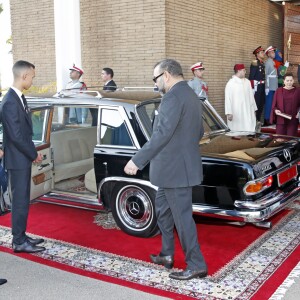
[190,62,205,71]
[234,64,245,71]
[69,64,84,75]
[265,46,276,55]
[253,46,264,55]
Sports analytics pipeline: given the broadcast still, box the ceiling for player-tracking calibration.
[270,0,300,5]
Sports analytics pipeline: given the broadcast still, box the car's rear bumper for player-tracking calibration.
[192,181,300,223]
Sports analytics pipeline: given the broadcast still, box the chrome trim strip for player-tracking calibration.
[42,191,99,205]
[36,199,103,212]
[235,190,283,209]
[98,176,158,199]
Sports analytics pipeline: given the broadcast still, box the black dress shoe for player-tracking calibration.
[26,237,45,245]
[150,254,174,269]
[0,278,7,285]
[12,240,46,253]
[169,268,207,280]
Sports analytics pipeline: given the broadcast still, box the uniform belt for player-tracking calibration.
[257,80,265,84]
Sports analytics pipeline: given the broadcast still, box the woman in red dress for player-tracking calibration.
[270,73,300,136]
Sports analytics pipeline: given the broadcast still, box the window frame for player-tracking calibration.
[97,105,140,150]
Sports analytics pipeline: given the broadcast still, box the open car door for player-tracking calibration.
[30,106,54,200]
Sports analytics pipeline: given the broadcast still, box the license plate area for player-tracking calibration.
[277,165,298,187]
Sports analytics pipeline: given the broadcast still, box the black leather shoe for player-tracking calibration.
[0,278,7,285]
[12,240,46,253]
[26,237,45,245]
[150,254,174,269]
[169,268,207,280]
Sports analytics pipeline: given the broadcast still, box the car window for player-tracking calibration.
[136,100,227,139]
[0,108,50,145]
[202,104,226,133]
[136,101,160,138]
[32,109,47,142]
[51,106,97,131]
[100,108,133,146]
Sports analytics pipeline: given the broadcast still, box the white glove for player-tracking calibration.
[284,61,289,68]
[265,88,269,96]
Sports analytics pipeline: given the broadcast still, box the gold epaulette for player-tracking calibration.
[251,60,258,67]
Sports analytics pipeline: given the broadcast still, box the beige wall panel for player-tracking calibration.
[10,0,56,88]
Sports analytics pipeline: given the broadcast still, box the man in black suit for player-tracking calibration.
[124,59,207,280]
[101,67,117,91]
[0,60,45,253]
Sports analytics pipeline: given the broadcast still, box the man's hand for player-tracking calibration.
[124,160,139,175]
[265,88,269,96]
[33,152,43,164]
[227,114,233,121]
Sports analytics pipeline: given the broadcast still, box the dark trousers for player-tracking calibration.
[8,168,31,244]
[155,187,207,270]
[254,84,265,121]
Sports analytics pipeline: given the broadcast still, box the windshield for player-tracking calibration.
[136,99,228,139]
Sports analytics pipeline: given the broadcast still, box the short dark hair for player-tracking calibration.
[283,72,294,80]
[12,60,35,78]
[103,67,114,78]
[154,59,183,77]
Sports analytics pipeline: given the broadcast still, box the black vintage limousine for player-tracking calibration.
[1,90,299,237]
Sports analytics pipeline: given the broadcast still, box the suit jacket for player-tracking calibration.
[0,88,37,169]
[103,80,117,91]
[132,81,204,188]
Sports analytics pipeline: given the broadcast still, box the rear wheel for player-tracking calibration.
[111,184,159,237]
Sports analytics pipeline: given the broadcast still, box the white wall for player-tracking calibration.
[54,0,82,92]
[0,0,13,92]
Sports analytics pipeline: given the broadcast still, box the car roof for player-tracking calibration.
[26,90,161,107]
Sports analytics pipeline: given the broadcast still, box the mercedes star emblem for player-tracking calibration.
[283,149,292,162]
[129,202,139,215]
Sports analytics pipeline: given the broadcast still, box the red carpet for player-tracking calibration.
[0,201,299,299]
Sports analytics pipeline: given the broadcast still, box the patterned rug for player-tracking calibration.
[0,201,299,299]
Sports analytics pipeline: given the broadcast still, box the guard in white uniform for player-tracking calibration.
[66,64,87,124]
[188,62,208,98]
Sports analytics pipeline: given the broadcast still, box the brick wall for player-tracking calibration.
[9,0,283,115]
[165,0,283,115]
[9,0,56,88]
[80,0,166,88]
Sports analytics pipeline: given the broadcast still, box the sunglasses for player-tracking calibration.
[153,72,164,83]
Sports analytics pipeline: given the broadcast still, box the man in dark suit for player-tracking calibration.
[0,60,45,253]
[101,67,117,91]
[124,59,207,280]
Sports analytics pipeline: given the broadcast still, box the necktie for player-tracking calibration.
[21,94,29,113]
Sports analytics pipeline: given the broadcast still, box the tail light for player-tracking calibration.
[243,176,273,195]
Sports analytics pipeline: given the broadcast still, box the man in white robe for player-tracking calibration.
[225,64,257,132]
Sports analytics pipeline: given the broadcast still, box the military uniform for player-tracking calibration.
[188,61,208,98]
[187,77,208,98]
[249,49,265,121]
[265,46,278,122]
[66,65,88,124]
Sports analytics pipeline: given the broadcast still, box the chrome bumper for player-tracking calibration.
[192,183,300,223]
